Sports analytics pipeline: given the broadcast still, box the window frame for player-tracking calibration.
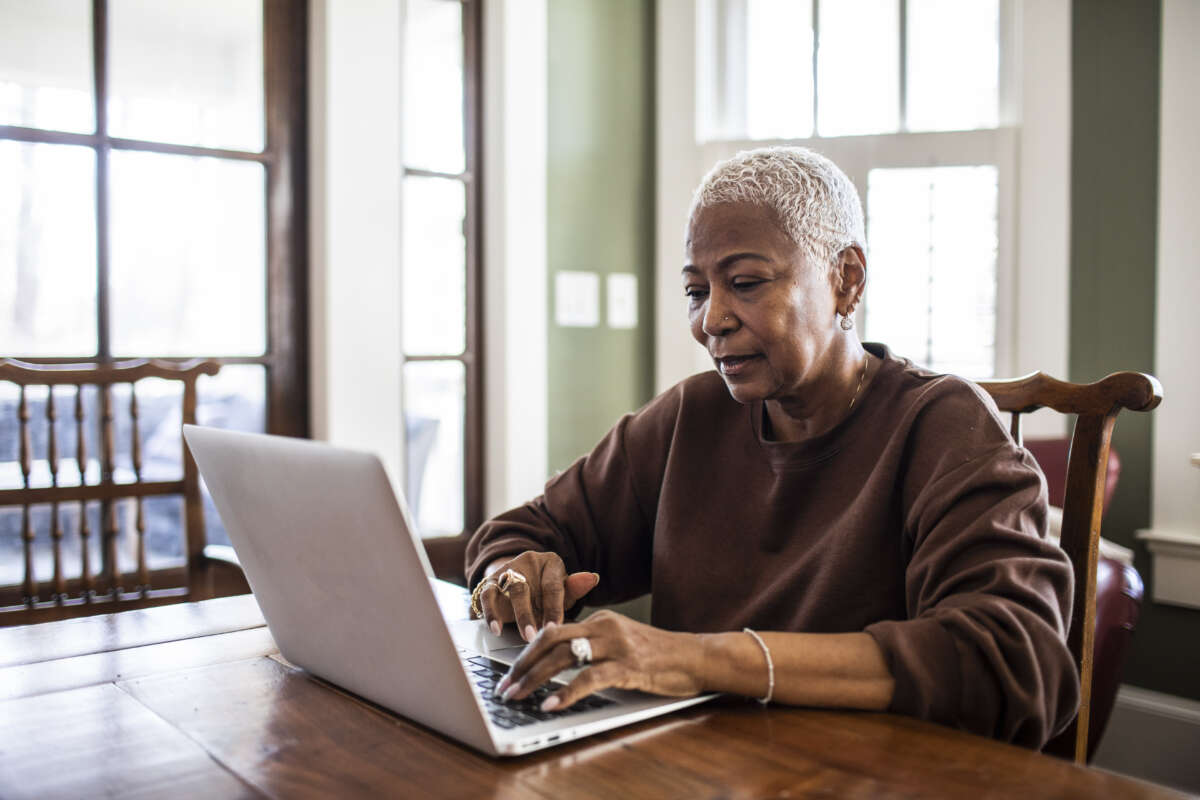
[0,0,309,438]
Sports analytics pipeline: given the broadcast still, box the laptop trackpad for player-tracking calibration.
[447,617,526,656]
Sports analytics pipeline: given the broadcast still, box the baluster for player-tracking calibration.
[130,383,149,593]
[99,383,120,596]
[18,385,36,605]
[1010,412,1023,448]
[76,386,93,600]
[46,385,65,602]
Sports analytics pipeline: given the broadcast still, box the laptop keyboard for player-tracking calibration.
[463,655,615,729]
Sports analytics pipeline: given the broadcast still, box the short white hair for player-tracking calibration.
[689,146,866,271]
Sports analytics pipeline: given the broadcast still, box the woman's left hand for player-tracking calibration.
[495,610,707,711]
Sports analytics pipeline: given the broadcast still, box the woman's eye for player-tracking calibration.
[684,287,708,300]
[732,279,764,291]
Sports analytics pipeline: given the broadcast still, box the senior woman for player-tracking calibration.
[465,146,1078,748]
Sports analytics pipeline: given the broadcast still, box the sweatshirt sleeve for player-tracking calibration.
[464,386,679,602]
[864,380,1080,749]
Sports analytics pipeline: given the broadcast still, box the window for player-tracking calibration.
[0,0,307,584]
[866,165,999,376]
[400,0,482,537]
[697,0,1014,378]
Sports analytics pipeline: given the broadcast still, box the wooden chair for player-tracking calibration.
[976,370,1162,764]
[0,359,250,626]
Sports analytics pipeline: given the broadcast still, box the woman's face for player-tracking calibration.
[684,202,847,406]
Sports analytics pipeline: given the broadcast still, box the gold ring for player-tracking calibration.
[496,568,528,595]
[470,578,497,619]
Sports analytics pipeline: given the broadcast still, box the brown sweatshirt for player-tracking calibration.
[465,344,1080,748]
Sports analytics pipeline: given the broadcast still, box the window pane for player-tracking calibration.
[818,0,899,136]
[0,0,94,133]
[907,0,999,132]
[109,150,266,357]
[108,0,264,151]
[196,364,266,548]
[0,140,97,356]
[404,360,464,537]
[864,166,998,378]
[745,0,813,139]
[403,0,465,173]
[403,177,466,356]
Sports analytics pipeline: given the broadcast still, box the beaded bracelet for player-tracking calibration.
[743,628,775,705]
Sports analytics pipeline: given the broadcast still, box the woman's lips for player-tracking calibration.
[717,354,761,376]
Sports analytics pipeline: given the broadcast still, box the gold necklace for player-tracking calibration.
[846,354,870,414]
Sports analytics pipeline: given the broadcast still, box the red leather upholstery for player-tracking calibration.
[1024,437,1142,762]
[1025,437,1122,516]
[1087,557,1144,758]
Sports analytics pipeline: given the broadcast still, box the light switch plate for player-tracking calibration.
[607,273,638,329]
[555,271,599,327]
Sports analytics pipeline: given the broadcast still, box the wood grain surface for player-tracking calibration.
[0,590,1187,799]
[0,593,265,667]
[0,683,258,800]
[0,626,277,702]
[122,656,1181,800]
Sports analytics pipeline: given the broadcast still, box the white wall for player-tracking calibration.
[1151,0,1200,538]
[308,0,405,490]
[1013,0,1071,438]
[655,0,708,391]
[482,0,549,516]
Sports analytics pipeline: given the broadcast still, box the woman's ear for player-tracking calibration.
[835,245,867,308]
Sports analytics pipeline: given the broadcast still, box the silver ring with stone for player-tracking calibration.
[570,637,593,667]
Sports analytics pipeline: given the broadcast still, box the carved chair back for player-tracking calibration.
[0,358,223,625]
[976,370,1162,764]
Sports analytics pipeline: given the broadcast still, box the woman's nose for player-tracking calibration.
[701,297,736,336]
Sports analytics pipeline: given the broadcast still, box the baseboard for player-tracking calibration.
[1091,684,1200,795]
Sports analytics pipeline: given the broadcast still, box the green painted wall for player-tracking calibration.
[546,0,656,473]
[1070,1,1199,701]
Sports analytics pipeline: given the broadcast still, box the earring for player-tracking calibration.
[840,313,855,331]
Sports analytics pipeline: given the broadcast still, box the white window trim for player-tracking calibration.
[481,0,549,516]
[309,0,406,491]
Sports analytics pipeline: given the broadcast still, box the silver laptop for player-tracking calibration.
[182,425,714,756]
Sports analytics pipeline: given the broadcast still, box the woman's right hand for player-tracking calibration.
[475,551,600,641]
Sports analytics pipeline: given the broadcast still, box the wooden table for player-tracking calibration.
[0,585,1184,799]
